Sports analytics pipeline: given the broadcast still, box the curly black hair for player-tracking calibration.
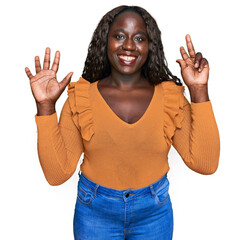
[82,5,183,86]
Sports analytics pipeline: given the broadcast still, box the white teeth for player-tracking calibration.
[118,55,136,61]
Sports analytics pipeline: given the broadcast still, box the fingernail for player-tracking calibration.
[195,62,198,67]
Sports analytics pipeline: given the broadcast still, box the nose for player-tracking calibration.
[122,38,136,51]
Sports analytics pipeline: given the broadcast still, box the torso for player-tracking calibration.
[97,78,155,124]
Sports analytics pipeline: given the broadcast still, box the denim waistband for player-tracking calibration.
[78,170,168,199]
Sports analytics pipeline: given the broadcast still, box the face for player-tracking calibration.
[107,11,149,75]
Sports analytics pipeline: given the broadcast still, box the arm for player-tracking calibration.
[25,47,81,185]
[174,34,220,174]
[35,98,84,186]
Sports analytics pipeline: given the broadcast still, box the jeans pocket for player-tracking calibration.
[155,178,170,205]
[77,180,95,206]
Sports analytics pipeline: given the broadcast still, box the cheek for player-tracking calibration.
[139,45,149,61]
[108,39,121,52]
[107,41,121,60]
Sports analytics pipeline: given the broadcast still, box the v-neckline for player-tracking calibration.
[95,80,157,127]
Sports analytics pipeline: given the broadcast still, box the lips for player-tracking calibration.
[117,54,138,65]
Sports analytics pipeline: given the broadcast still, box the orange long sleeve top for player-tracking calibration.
[34,77,220,189]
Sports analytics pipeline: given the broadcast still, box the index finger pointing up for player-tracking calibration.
[186,34,196,59]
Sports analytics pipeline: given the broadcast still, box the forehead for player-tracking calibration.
[109,11,146,32]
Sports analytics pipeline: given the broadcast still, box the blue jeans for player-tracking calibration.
[73,171,174,240]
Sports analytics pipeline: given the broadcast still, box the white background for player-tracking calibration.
[1,0,244,239]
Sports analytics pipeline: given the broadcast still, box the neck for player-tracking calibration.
[107,69,147,90]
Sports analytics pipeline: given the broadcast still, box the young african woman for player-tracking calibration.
[25,5,220,240]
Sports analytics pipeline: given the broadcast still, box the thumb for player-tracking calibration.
[176,59,186,69]
[59,72,73,92]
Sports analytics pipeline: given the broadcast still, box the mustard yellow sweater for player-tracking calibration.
[34,77,220,189]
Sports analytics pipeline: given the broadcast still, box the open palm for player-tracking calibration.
[176,34,209,87]
[25,47,73,105]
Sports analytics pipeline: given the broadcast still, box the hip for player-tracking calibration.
[73,170,174,239]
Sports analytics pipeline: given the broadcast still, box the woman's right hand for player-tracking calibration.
[25,47,73,107]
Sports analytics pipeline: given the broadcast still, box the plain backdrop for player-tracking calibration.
[1,0,244,239]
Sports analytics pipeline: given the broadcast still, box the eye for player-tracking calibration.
[114,34,125,40]
[135,36,144,42]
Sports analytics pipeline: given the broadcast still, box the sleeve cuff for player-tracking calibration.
[191,100,211,105]
[35,112,58,131]
[190,100,214,119]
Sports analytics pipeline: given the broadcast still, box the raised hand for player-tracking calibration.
[176,34,209,88]
[25,47,73,108]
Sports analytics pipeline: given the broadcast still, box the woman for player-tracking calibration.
[25,5,220,240]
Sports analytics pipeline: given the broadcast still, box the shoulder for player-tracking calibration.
[67,77,94,141]
[67,76,91,93]
[160,80,185,93]
[159,80,188,106]
[160,80,189,146]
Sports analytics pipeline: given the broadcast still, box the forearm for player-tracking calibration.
[188,84,210,103]
[36,102,56,116]
[35,113,75,185]
[34,99,84,185]
[173,100,220,174]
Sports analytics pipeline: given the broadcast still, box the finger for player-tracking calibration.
[194,52,203,68]
[180,46,189,60]
[186,34,196,59]
[59,72,73,92]
[176,59,187,69]
[198,58,209,72]
[51,50,60,73]
[25,67,34,80]
[35,56,41,73]
[43,47,51,70]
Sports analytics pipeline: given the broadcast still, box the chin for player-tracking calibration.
[116,64,144,75]
[117,68,140,75]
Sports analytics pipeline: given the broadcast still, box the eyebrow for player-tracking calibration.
[111,28,147,36]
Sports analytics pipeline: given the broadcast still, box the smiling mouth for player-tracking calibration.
[117,55,138,65]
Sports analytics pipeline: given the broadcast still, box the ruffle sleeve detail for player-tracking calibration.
[161,81,187,147]
[67,77,95,141]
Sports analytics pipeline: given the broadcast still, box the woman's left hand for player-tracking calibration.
[176,34,209,88]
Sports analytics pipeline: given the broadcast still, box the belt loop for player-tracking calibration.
[149,185,156,198]
[93,184,99,198]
